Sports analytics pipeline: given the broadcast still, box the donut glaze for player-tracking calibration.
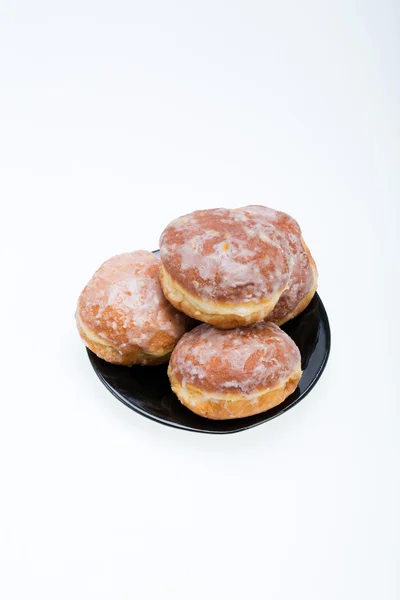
[168,321,302,419]
[159,208,291,328]
[237,206,318,325]
[76,250,190,365]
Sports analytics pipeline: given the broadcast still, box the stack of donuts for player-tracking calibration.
[76,206,317,420]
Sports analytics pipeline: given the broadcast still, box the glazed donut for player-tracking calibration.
[76,250,190,366]
[237,206,318,325]
[159,208,291,329]
[168,321,302,420]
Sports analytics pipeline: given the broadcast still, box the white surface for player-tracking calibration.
[1,2,399,599]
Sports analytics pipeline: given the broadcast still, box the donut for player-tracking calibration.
[76,250,190,365]
[237,206,318,325]
[159,208,291,329]
[168,321,302,419]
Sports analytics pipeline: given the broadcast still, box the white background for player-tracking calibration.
[1,1,399,598]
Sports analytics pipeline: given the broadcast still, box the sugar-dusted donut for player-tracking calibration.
[76,250,190,365]
[237,206,318,325]
[168,321,302,419]
[159,208,290,329]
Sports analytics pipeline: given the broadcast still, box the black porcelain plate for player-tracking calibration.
[87,252,330,434]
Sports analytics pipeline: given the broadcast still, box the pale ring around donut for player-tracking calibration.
[159,263,286,329]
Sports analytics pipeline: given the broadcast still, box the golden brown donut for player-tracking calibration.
[168,321,302,419]
[159,208,291,329]
[76,250,190,365]
[237,206,318,325]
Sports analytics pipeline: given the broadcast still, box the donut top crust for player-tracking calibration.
[159,208,290,303]
[238,205,315,322]
[169,321,301,395]
[77,251,189,354]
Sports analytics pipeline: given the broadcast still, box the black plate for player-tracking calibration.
[87,252,331,434]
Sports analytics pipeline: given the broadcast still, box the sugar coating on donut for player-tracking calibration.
[169,321,301,395]
[77,251,189,355]
[237,206,316,322]
[159,208,290,303]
